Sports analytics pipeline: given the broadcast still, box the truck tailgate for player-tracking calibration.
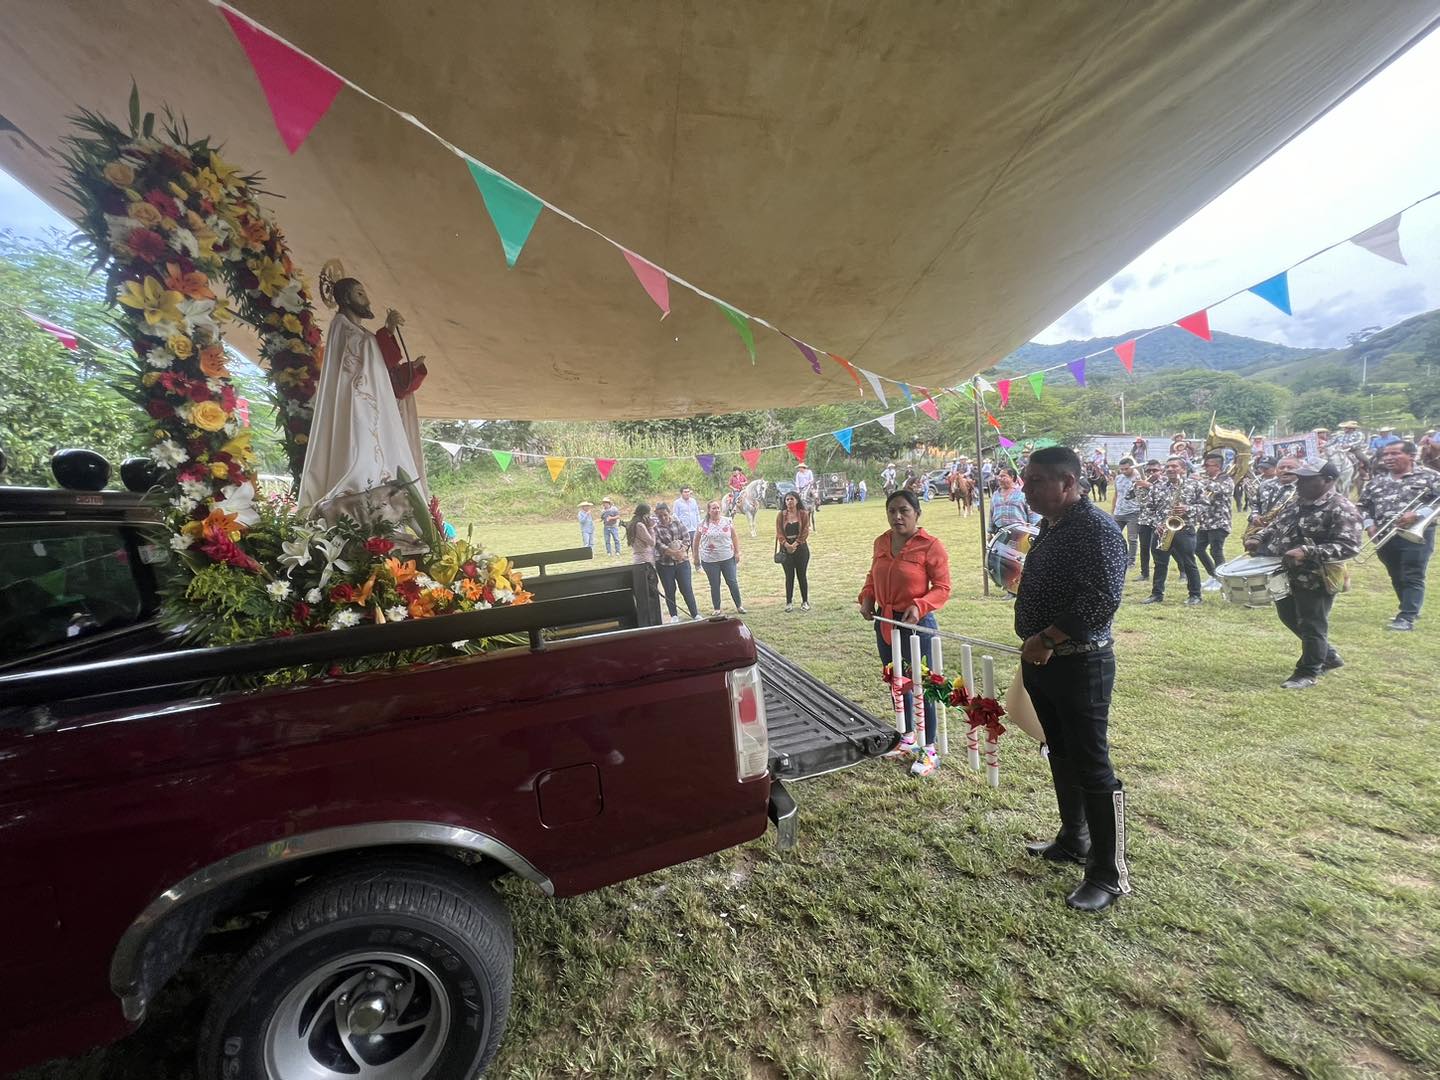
[755,640,897,781]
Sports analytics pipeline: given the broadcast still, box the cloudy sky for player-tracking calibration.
[3,24,1439,352]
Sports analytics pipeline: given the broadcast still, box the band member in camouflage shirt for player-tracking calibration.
[1245,462,1362,688]
[1250,456,1299,520]
[1140,457,1205,605]
[1357,441,1440,631]
[1193,451,1236,591]
[1131,460,1165,581]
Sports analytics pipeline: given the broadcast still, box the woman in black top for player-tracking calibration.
[775,491,812,611]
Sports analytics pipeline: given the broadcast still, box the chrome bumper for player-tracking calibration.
[768,779,797,850]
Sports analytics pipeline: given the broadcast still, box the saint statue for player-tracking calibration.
[297,259,431,525]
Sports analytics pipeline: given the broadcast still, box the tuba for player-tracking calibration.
[1204,417,1253,485]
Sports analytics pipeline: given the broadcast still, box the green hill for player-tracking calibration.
[1233,308,1440,387]
[1001,326,1322,375]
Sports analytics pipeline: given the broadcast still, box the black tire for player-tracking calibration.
[198,854,513,1080]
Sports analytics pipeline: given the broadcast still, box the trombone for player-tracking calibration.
[1355,494,1437,563]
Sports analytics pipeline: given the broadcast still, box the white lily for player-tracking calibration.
[272,279,305,313]
[216,481,259,527]
[314,534,353,590]
[180,298,219,337]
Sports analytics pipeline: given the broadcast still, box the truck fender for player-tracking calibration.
[109,821,552,1024]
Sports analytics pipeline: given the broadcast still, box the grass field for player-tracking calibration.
[20,497,1439,1079]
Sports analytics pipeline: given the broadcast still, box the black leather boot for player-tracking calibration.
[1025,759,1090,865]
[1066,788,1131,912]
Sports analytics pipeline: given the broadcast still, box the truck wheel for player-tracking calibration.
[198,855,513,1080]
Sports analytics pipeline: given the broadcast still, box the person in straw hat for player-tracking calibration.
[577,500,595,550]
[600,496,623,556]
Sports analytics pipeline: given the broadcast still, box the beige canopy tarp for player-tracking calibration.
[1,2,1435,419]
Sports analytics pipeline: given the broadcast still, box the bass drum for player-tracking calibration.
[986,522,1039,596]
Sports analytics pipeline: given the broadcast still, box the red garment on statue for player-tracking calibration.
[376,327,427,400]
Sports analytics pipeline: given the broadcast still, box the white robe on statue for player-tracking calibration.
[298,311,429,525]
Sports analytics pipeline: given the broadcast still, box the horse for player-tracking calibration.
[950,472,976,516]
[731,478,768,537]
[802,482,821,534]
[1085,460,1109,503]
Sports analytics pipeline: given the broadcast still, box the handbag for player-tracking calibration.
[773,538,786,564]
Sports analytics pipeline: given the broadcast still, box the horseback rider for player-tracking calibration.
[726,466,748,515]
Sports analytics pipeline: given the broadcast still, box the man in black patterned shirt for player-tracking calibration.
[1245,462,1362,688]
[1357,441,1440,631]
[1015,447,1130,912]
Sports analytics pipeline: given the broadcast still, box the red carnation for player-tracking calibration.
[126,228,168,262]
[364,537,396,556]
[186,381,212,402]
[145,189,181,219]
[397,580,421,602]
[145,399,174,419]
[928,671,947,687]
[219,384,239,410]
[292,602,312,623]
[461,560,479,579]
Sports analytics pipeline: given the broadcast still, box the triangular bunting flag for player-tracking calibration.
[833,428,853,453]
[717,304,756,363]
[491,450,513,472]
[741,448,762,472]
[877,413,897,434]
[220,8,343,154]
[860,368,889,405]
[1247,272,1292,316]
[437,441,463,460]
[26,313,79,350]
[696,454,716,475]
[621,250,670,318]
[959,383,974,401]
[996,379,1011,407]
[1175,310,1212,342]
[828,353,864,394]
[974,375,996,395]
[1028,372,1045,400]
[986,412,1002,430]
[918,397,940,421]
[595,458,617,480]
[786,335,823,375]
[999,436,1016,449]
[1068,359,1086,386]
[466,160,544,267]
[787,439,809,465]
[898,382,914,406]
[545,456,566,482]
[1114,339,1136,372]
[1350,214,1407,266]
[647,458,665,482]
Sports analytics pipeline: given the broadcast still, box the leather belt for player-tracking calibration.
[1053,638,1112,655]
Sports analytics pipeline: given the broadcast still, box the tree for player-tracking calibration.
[1288,389,1363,432]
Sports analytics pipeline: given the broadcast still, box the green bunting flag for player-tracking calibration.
[491,449,513,471]
[1028,371,1045,400]
[467,160,543,267]
[647,458,665,482]
[717,303,756,363]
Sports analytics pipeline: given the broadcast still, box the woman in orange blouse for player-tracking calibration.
[859,489,952,775]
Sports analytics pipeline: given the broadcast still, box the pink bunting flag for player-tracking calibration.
[787,439,809,465]
[621,250,670,318]
[26,312,78,350]
[996,379,1011,407]
[595,458,617,480]
[828,353,864,394]
[220,8,342,154]
[1114,339,1136,372]
[918,397,940,421]
[741,448,762,472]
[1175,310,1211,342]
[786,335,823,375]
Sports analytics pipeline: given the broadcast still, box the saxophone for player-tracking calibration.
[1242,485,1295,545]
[1157,483,1188,552]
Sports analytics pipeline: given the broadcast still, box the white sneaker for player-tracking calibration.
[1203,577,1223,592]
[785,603,793,613]
[801,601,810,611]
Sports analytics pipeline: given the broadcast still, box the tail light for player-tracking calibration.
[726,663,769,781]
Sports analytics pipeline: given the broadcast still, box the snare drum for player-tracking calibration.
[986,522,1039,595]
[1213,554,1289,607]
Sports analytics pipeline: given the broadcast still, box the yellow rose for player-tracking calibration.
[128,201,162,228]
[190,400,228,432]
[167,334,194,359]
[282,313,302,335]
[103,161,136,187]
[210,461,230,478]
[142,372,160,386]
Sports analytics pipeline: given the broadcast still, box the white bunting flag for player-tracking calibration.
[860,368,889,406]
[1350,213,1407,266]
[877,412,897,434]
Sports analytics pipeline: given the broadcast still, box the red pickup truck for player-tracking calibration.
[0,484,894,1078]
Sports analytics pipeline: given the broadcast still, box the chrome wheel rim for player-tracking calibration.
[264,950,451,1079]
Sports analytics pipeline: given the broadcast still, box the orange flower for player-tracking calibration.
[199,345,229,379]
[408,591,438,619]
[355,572,378,607]
[201,507,243,543]
[457,578,486,603]
[164,262,216,300]
[384,557,417,585]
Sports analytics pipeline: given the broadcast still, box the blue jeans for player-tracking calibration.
[701,557,742,610]
[658,561,699,618]
[1377,530,1433,621]
[603,525,621,554]
[873,611,937,741]
[580,524,594,549]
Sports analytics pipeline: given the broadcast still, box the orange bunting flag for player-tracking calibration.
[1114,339,1136,372]
[594,458,616,480]
[828,353,865,394]
[918,397,940,421]
[787,439,808,465]
[1175,311,1212,342]
[545,456,567,482]
[986,412,1002,430]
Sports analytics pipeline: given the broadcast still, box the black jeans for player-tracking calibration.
[1274,583,1338,678]
[1022,650,1120,794]
[780,543,810,603]
[1376,531,1433,621]
[1136,523,1155,576]
[1151,527,1201,598]
[657,560,699,618]
[1195,528,1229,576]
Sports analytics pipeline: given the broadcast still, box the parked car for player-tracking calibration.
[763,479,798,509]
[818,472,848,503]
[0,482,896,1077]
[922,468,953,498]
